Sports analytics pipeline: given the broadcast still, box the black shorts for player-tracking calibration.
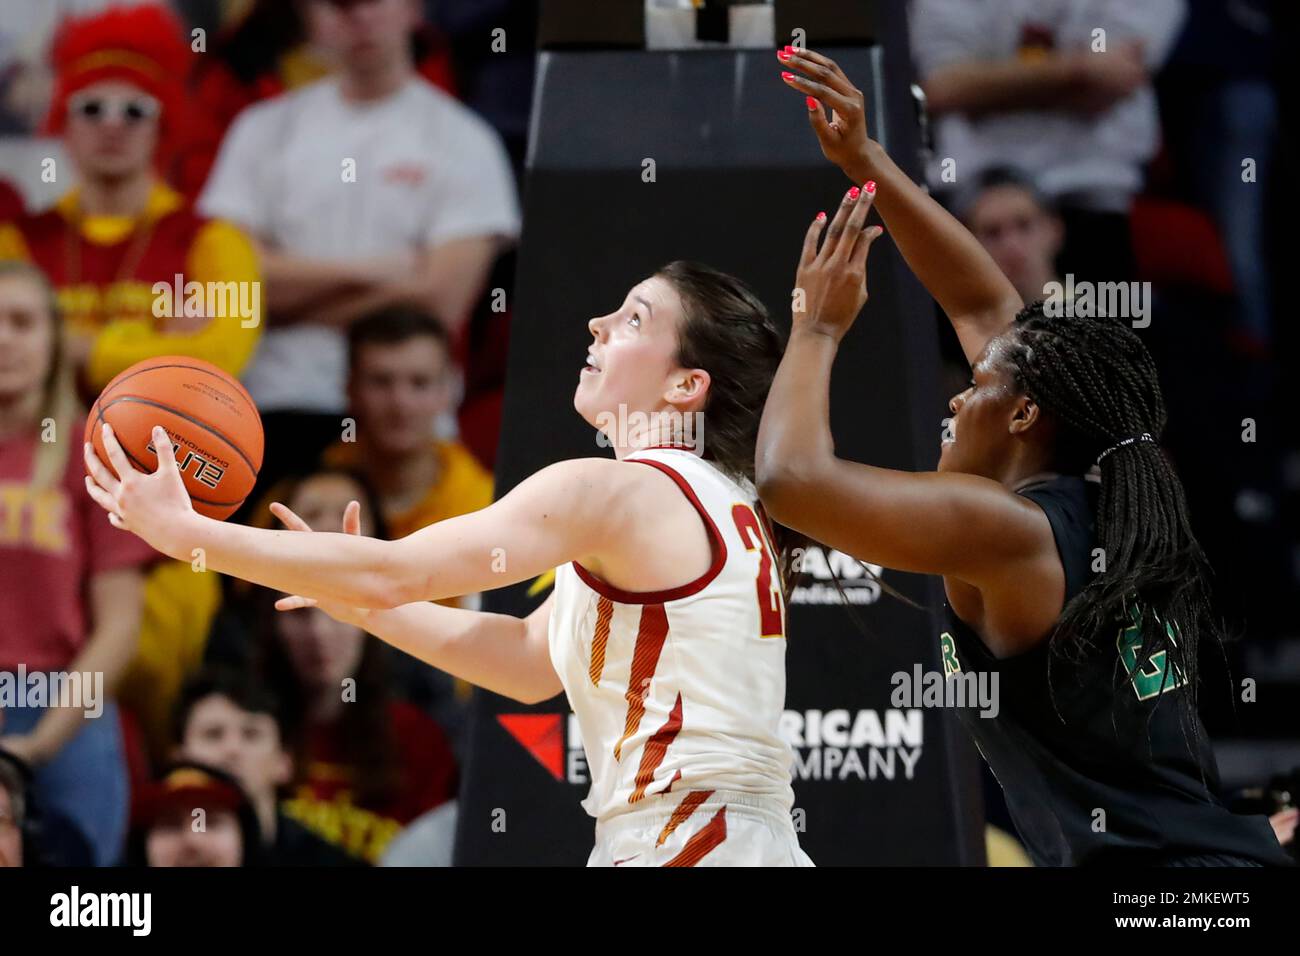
[1159,853,1265,867]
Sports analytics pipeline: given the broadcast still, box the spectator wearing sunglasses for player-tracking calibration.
[0,5,262,774]
[0,4,262,396]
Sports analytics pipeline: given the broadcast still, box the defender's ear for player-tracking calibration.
[1008,394,1041,436]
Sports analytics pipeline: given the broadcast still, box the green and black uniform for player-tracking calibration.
[940,475,1289,867]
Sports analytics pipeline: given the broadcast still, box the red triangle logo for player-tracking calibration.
[497,713,564,780]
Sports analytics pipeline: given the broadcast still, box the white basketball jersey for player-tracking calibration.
[548,447,795,822]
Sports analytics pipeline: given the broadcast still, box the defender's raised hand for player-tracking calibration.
[778,44,1022,362]
[777,46,872,182]
[792,181,884,342]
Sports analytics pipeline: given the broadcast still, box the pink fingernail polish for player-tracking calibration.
[865,180,876,194]
[806,96,818,109]
[784,45,794,54]
[816,211,827,222]
[781,71,794,81]
[848,186,860,200]
[778,50,790,61]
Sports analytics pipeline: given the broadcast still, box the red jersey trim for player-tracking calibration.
[639,443,701,453]
[571,457,727,605]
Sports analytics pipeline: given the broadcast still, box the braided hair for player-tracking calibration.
[999,302,1217,734]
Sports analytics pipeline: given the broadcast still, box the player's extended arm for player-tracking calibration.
[84,424,632,610]
[777,47,1022,363]
[757,327,1046,582]
[756,187,1047,585]
[358,594,560,704]
[272,502,562,704]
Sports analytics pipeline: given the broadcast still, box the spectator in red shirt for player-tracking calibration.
[0,260,155,866]
[250,467,458,863]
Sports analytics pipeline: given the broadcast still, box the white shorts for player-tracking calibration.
[587,789,814,867]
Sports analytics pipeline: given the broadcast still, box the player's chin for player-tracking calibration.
[572,382,598,426]
[937,439,957,472]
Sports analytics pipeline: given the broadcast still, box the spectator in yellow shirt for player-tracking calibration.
[322,306,493,545]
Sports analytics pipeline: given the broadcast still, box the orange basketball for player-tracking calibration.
[85,356,264,521]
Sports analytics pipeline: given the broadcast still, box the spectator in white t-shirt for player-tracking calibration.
[910,0,1185,282]
[198,0,520,490]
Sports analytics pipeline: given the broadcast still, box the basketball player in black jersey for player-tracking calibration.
[757,47,1290,866]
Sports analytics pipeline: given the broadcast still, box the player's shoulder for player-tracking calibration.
[531,456,697,514]
[536,455,655,490]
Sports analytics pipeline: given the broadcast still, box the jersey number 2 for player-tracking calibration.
[731,504,784,639]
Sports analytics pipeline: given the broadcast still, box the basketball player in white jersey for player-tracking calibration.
[84,260,813,867]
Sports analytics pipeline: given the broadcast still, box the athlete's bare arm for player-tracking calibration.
[367,593,561,704]
[265,497,562,703]
[319,591,562,704]
[85,431,710,611]
[86,431,713,701]
[776,47,1022,363]
[756,187,1060,656]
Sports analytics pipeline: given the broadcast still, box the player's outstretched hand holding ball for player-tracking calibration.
[82,356,264,557]
[84,421,195,556]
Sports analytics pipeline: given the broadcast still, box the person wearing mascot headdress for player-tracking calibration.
[0,2,262,395]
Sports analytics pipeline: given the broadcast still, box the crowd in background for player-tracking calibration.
[0,0,522,868]
[0,0,1293,867]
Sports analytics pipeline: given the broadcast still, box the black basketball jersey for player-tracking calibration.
[940,475,1290,866]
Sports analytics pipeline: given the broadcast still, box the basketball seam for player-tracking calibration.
[95,396,260,482]
[100,361,258,419]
